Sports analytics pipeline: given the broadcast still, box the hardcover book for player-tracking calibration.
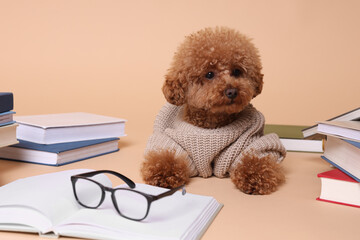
[321,136,360,182]
[0,92,14,113]
[0,123,18,148]
[302,107,360,140]
[0,111,16,127]
[317,121,360,142]
[15,112,126,144]
[317,169,360,208]
[0,169,223,240]
[264,124,323,153]
[0,138,119,166]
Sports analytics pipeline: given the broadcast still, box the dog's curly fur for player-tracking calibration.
[162,27,263,128]
[142,27,284,194]
[230,153,285,195]
[141,150,190,188]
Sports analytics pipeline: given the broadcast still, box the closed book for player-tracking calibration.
[317,121,360,142]
[321,136,360,182]
[0,138,119,166]
[0,123,18,148]
[317,169,360,208]
[264,124,323,153]
[0,169,223,240]
[0,92,14,113]
[302,107,360,140]
[15,112,126,144]
[0,111,16,127]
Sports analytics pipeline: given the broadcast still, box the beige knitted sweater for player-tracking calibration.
[145,103,286,178]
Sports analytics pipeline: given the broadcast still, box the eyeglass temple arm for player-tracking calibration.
[75,170,136,189]
[153,185,186,200]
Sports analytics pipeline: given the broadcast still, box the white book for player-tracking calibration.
[317,121,360,142]
[302,107,360,139]
[0,123,18,148]
[0,169,223,240]
[15,112,127,144]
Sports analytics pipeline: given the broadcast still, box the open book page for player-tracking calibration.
[55,183,222,240]
[0,170,222,240]
[0,169,111,234]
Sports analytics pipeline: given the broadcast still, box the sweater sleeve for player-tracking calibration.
[144,103,198,176]
[230,133,286,171]
[213,109,286,178]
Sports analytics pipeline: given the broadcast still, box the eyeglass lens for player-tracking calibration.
[113,189,149,220]
[74,178,103,208]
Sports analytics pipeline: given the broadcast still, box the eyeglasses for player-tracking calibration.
[70,170,186,221]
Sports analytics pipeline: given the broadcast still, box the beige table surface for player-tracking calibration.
[0,134,359,240]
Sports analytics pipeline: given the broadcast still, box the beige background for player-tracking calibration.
[1,1,360,240]
[1,0,360,136]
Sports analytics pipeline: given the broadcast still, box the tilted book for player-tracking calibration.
[0,169,223,240]
[0,92,14,113]
[317,121,360,142]
[317,169,360,208]
[264,124,323,153]
[0,138,119,166]
[15,112,127,144]
[302,107,360,140]
[321,136,360,182]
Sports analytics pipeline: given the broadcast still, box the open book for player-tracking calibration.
[0,169,223,240]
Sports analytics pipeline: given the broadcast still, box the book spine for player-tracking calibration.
[0,93,14,113]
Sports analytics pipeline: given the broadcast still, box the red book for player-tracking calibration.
[317,169,360,208]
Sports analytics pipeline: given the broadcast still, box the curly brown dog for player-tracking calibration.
[141,27,286,195]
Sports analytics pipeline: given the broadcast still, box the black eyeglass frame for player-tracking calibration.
[70,170,185,221]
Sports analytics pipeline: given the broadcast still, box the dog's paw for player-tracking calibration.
[141,149,190,188]
[230,153,285,195]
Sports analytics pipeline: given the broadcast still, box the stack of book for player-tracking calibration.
[0,92,18,148]
[316,118,360,208]
[0,112,126,166]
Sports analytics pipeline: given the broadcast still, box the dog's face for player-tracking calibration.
[163,27,263,115]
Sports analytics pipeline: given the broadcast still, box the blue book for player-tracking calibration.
[0,111,16,127]
[322,136,360,182]
[321,156,360,182]
[0,92,14,113]
[0,138,119,166]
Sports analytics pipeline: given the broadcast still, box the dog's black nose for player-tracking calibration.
[225,88,238,99]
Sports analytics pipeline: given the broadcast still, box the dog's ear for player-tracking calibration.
[162,70,187,106]
[252,73,263,98]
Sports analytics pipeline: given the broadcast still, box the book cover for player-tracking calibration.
[264,124,323,153]
[302,107,360,139]
[0,93,13,113]
[317,169,360,208]
[0,169,223,240]
[0,138,120,166]
[15,112,127,144]
[317,121,360,142]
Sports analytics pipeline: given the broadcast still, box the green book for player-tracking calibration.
[264,124,323,153]
[264,124,309,139]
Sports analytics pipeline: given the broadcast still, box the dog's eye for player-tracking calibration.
[231,68,243,78]
[205,72,215,79]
